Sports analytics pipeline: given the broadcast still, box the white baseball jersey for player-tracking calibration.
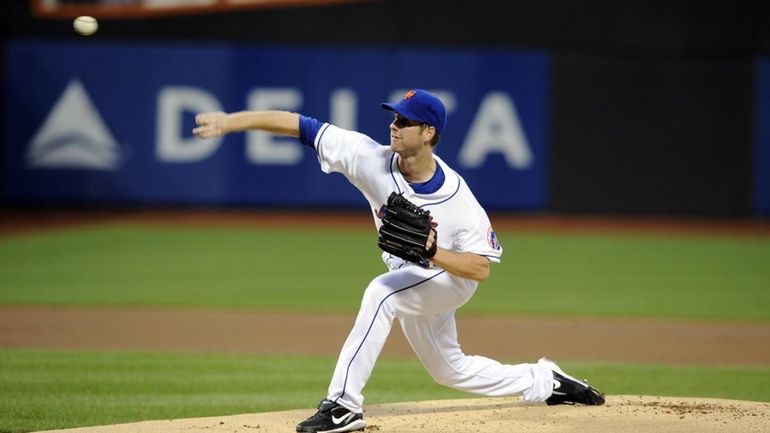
[313,122,502,267]
[300,118,553,413]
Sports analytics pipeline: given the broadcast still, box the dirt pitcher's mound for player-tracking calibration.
[36,396,770,433]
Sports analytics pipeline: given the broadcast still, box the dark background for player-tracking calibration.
[2,0,768,216]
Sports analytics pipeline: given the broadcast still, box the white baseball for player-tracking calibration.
[73,16,98,36]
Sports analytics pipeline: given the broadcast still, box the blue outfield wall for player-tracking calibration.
[3,40,549,210]
[756,57,770,216]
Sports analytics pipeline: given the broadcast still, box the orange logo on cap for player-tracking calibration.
[403,90,416,100]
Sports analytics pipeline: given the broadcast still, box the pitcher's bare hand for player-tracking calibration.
[193,112,229,138]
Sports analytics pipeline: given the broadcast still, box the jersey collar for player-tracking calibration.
[406,159,445,194]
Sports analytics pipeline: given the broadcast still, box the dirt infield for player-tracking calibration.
[2,306,770,365]
[2,209,769,433]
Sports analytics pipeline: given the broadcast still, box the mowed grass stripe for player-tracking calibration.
[0,225,768,320]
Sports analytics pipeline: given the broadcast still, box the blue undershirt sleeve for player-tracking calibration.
[298,115,324,148]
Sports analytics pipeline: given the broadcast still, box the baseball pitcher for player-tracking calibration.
[194,89,604,433]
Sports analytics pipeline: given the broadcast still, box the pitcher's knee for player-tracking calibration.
[433,374,460,388]
[427,364,465,388]
[361,281,398,314]
[362,281,388,302]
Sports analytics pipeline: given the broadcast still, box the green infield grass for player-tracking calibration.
[0,224,768,320]
[1,349,768,433]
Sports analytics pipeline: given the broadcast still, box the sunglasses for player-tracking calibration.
[392,115,425,129]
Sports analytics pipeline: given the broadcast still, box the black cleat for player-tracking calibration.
[540,358,605,406]
[296,399,366,433]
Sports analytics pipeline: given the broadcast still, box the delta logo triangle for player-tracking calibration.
[26,79,121,170]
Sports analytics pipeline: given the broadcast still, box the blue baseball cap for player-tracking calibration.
[381,89,447,135]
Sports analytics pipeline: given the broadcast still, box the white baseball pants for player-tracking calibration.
[326,264,554,413]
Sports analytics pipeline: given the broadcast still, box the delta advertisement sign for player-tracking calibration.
[3,40,549,209]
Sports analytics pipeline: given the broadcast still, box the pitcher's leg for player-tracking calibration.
[399,312,554,402]
[327,268,447,411]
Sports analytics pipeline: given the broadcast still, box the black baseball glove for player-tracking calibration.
[377,192,437,263]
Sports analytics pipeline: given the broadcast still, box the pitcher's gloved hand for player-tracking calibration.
[377,192,437,264]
